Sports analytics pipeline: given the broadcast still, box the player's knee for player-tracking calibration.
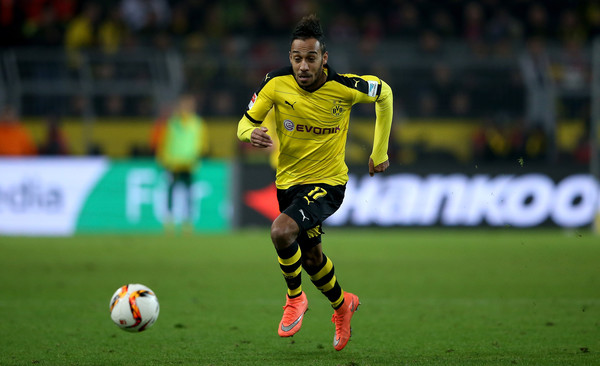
[270,219,298,249]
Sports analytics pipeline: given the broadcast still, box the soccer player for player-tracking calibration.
[237,14,393,351]
[154,93,208,232]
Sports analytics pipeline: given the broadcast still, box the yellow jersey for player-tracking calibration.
[238,64,393,189]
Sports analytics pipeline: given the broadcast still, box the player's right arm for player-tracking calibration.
[249,126,273,148]
[236,115,260,142]
[237,116,273,148]
[237,73,276,147]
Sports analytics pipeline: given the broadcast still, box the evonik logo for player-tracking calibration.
[295,124,341,135]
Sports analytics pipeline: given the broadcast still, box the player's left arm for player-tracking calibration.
[369,79,393,176]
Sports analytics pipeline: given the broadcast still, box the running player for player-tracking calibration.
[237,14,393,351]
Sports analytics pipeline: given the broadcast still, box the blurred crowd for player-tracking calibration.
[0,0,596,165]
[0,105,69,156]
[1,0,597,48]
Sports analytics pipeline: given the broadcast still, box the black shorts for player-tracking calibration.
[277,183,346,250]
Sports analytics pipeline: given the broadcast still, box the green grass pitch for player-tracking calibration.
[1,228,599,365]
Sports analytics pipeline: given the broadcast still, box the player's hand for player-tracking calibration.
[250,126,273,148]
[368,157,389,177]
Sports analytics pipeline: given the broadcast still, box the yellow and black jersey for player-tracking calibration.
[238,64,393,189]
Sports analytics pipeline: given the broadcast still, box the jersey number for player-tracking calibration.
[303,187,327,205]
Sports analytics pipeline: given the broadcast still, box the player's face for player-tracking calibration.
[178,95,196,115]
[289,38,328,91]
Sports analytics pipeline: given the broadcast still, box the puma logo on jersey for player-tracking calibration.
[285,100,296,109]
[299,209,309,221]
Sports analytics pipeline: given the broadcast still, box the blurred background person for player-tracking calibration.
[64,1,101,69]
[0,105,38,156]
[39,112,70,155]
[154,93,208,233]
[519,36,557,162]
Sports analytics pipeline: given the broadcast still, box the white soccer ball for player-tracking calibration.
[109,284,160,332]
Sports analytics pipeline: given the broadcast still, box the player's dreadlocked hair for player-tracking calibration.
[291,14,326,54]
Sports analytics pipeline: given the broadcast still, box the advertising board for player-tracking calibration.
[0,158,231,235]
[239,163,600,228]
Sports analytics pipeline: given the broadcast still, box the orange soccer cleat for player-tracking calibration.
[331,292,360,351]
[278,292,308,337]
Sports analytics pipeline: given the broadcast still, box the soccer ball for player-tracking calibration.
[109,284,160,332]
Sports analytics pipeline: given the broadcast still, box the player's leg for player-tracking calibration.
[166,171,176,217]
[331,291,360,351]
[299,235,359,351]
[291,185,347,309]
[272,184,322,301]
[301,240,360,351]
[294,184,359,351]
[271,213,308,337]
[301,244,344,309]
[180,170,193,231]
[164,170,178,231]
[271,213,303,297]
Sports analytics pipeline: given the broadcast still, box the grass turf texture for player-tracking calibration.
[0,229,599,366]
